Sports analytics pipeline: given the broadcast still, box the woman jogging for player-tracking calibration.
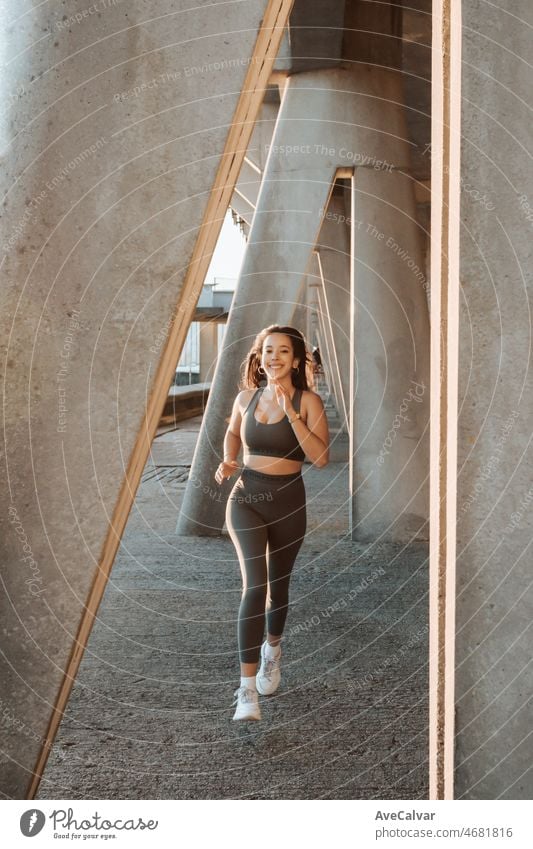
[214,325,330,721]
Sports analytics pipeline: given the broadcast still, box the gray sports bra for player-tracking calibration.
[242,386,306,462]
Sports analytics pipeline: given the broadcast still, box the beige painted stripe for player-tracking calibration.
[27,0,295,799]
[429,0,462,800]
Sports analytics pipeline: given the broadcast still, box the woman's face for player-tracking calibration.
[261,333,299,381]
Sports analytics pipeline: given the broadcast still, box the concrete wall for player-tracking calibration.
[0,0,272,798]
[455,0,533,799]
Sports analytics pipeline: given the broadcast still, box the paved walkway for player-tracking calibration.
[37,399,429,799]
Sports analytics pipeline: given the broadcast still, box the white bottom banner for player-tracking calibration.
[2,800,530,848]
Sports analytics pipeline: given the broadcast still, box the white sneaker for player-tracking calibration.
[256,641,281,695]
[232,685,261,721]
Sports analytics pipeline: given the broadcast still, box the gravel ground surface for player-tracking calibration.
[37,406,429,800]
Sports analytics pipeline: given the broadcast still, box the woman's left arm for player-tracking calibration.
[288,392,330,468]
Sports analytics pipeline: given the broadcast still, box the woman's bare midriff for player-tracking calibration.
[243,453,303,474]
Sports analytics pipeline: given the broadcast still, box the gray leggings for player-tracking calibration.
[225,467,307,664]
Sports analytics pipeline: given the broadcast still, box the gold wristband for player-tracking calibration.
[288,413,301,424]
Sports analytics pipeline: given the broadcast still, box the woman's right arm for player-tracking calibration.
[224,391,245,461]
[223,429,241,464]
[214,391,247,484]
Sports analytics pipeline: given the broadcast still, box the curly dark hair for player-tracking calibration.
[239,325,314,390]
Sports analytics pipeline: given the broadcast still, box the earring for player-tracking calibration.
[292,365,300,374]
[258,365,265,374]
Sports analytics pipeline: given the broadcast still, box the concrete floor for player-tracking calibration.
[37,404,429,799]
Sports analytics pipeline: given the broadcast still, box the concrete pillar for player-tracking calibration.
[315,192,351,430]
[290,280,309,332]
[452,0,533,800]
[349,160,430,541]
[177,82,341,534]
[315,267,344,421]
[0,0,287,799]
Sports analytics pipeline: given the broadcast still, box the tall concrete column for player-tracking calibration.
[349,162,430,541]
[451,0,533,799]
[290,280,309,332]
[341,0,429,542]
[316,192,351,430]
[177,83,340,534]
[315,269,344,421]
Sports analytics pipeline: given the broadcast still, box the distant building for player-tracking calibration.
[175,277,235,385]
